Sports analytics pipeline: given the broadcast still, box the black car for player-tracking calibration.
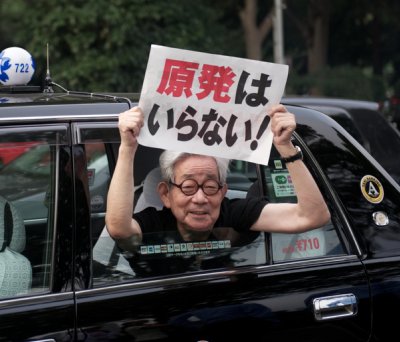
[1,84,400,342]
[282,96,400,184]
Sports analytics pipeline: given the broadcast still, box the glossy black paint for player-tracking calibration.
[75,260,371,342]
[72,145,92,291]
[294,106,400,340]
[0,294,75,341]
[1,90,400,341]
[296,108,400,255]
[283,96,400,184]
[53,146,75,293]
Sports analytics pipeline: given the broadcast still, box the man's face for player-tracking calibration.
[160,155,227,240]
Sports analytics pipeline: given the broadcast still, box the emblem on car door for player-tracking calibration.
[360,175,384,204]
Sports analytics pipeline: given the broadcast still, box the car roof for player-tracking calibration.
[0,89,136,123]
[0,91,338,132]
[0,87,357,142]
[283,96,380,111]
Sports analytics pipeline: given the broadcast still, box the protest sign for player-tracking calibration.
[138,45,288,165]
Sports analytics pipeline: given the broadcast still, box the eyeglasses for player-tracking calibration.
[169,179,223,196]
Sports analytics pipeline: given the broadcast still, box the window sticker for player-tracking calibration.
[90,195,104,211]
[280,237,321,254]
[360,175,384,204]
[272,229,327,261]
[271,170,296,197]
[87,168,95,186]
[273,159,283,169]
[139,240,231,258]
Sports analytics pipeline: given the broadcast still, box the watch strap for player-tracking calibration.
[281,146,303,163]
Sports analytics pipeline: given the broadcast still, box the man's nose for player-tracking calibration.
[191,187,208,202]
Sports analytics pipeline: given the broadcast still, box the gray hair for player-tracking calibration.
[159,151,230,184]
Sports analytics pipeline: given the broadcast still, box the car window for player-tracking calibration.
[85,141,133,286]
[91,146,266,285]
[85,143,109,238]
[91,142,345,287]
[0,126,66,299]
[262,152,345,262]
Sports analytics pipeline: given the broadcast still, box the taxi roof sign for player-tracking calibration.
[0,47,36,86]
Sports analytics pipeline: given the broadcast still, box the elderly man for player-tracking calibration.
[106,105,330,253]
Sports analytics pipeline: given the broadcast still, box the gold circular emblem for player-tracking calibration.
[360,175,384,204]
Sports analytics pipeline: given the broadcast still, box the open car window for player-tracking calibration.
[260,146,345,262]
[91,144,345,287]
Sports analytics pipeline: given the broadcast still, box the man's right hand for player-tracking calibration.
[118,106,144,148]
[106,106,144,241]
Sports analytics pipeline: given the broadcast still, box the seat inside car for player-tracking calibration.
[134,167,163,212]
[0,196,32,298]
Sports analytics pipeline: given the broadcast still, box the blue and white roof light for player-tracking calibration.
[0,47,36,86]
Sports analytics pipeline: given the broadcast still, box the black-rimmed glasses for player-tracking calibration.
[169,179,223,196]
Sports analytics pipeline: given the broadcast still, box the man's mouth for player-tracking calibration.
[190,210,208,216]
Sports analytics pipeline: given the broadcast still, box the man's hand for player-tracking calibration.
[268,104,296,147]
[268,104,298,158]
[106,106,144,241]
[118,106,144,148]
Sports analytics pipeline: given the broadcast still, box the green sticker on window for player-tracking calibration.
[272,171,296,197]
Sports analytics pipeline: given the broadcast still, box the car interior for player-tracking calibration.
[0,195,32,297]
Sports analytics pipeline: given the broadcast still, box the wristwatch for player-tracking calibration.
[281,146,303,163]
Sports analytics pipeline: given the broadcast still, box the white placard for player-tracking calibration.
[138,45,288,165]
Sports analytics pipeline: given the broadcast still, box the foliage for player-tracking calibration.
[287,65,385,101]
[1,0,399,101]
[284,0,400,101]
[0,0,240,92]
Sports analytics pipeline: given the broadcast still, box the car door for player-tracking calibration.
[73,121,372,341]
[0,124,75,341]
[300,112,400,341]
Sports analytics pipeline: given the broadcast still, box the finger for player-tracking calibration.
[271,118,296,141]
[268,104,287,116]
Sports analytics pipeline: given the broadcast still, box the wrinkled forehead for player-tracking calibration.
[173,155,219,180]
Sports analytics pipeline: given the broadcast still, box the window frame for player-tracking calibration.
[85,127,356,286]
[0,124,70,298]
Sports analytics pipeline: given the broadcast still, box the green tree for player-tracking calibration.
[0,0,239,92]
[284,0,400,100]
[2,0,400,101]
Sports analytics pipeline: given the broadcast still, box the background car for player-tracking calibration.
[1,86,400,341]
[0,141,39,168]
[282,96,400,184]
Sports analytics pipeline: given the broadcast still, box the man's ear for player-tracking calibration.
[158,182,171,208]
[221,183,228,197]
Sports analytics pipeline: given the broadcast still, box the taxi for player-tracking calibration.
[1,48,400,341]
